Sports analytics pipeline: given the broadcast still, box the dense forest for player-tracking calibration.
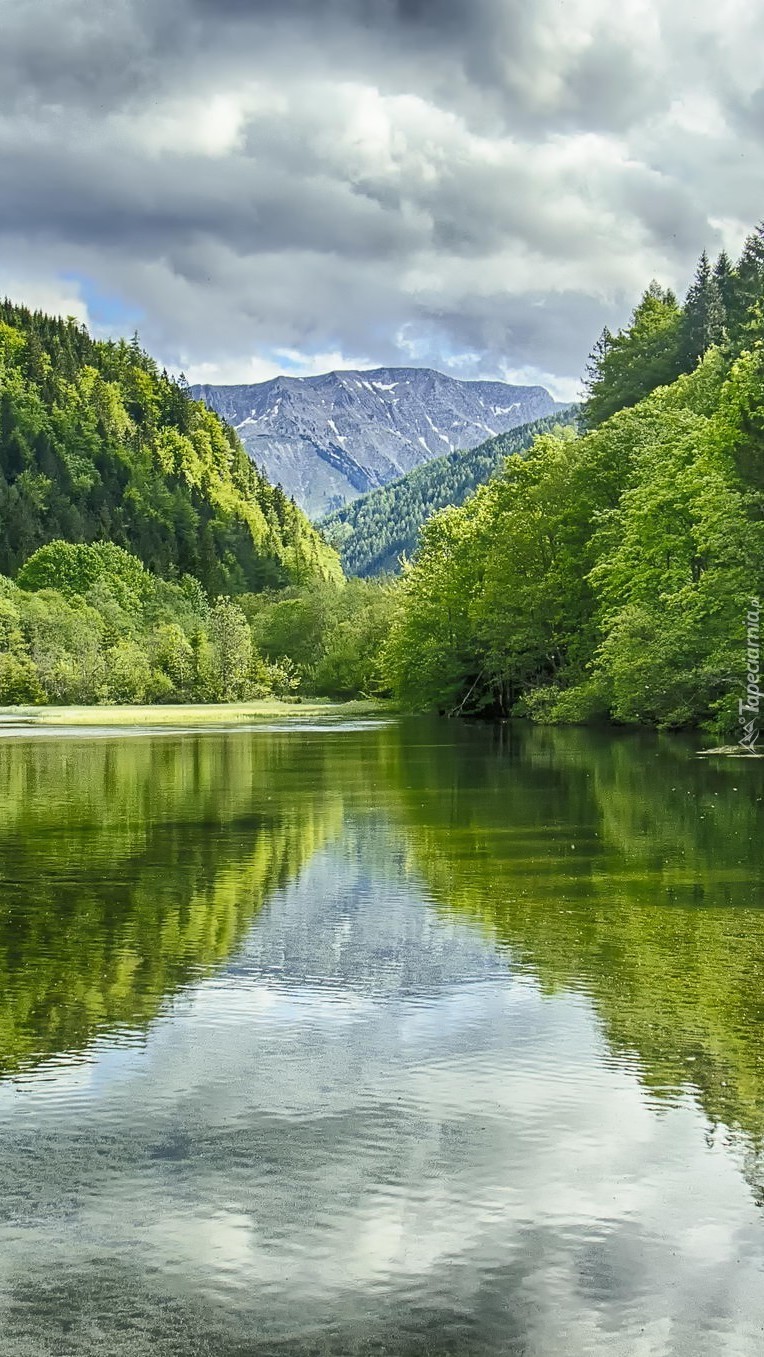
[320,409,576,576]
[0,540,391,705]
[0,301,340,593]
[384,226,764,735]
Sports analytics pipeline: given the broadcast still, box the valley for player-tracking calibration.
[192,366,562,517]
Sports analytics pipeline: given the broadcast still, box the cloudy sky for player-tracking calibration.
[1,0,761,399]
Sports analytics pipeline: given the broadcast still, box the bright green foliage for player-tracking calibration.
[581,353,758,729]
[0,538,394,707]
[0,652,46,704]
[382,504,487,712]
[0,301,341,592]
[384,423,616,714]
[205,598,254,701]
[385,352,764,732]
[320,410,576,576]
[582,282,683,429]
[0,541,321,706]
[386,220,764,732]
[18,539,150,601]
[243,577,396,698]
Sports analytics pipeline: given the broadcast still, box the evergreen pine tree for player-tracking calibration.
[712,250,736,315]
[582,285,682,429]
[679,251,724,367]
[727,225,764,346]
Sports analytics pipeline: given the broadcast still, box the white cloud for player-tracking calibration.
[183,346,373,386]
[498,365,582,404]
[1,0,763,390]
[0,270,90,326]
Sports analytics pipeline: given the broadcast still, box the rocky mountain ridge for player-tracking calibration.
[192,366,563,516]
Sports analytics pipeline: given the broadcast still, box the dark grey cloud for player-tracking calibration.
[0,0,760,396]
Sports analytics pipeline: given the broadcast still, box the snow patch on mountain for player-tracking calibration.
[192,366,563,518]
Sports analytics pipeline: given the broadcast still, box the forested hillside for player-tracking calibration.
[320,410,577,576]
[0,302,340,593]
[0,540,391,705]
[385,225,764,735]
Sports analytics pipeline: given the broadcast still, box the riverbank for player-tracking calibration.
[0,698,391,729]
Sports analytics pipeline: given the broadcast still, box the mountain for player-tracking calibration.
[319,409,577,577]
[0,301,341,592]
[191,367,563,517]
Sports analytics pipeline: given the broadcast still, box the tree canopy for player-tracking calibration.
[0,539,393,707]
[0,300,341,593]
[384,223,764,735]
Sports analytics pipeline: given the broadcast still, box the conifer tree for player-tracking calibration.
[713,250,736,317]
[582,284,682,429]
[727,225,764,345]
[680,251,726,367]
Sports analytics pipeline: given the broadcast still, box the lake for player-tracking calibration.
[0,717,763,1356]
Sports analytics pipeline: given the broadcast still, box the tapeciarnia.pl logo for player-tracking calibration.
[739,597,761,754]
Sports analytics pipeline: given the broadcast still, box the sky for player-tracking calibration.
[1,0,761,401]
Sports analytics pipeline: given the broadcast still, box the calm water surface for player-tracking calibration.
[0,718,763,1356]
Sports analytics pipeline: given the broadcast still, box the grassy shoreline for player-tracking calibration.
[0,698,391,728]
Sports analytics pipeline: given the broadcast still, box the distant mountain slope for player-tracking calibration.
[192,367,563,517]
[0,301,340,592]
[319,409,578,577]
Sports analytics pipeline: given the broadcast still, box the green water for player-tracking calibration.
[0,718,762,1355]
